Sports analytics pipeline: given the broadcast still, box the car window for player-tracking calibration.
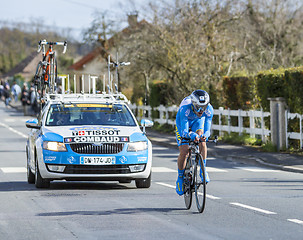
[45,103,137,126]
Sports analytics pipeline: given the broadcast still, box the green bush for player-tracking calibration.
[256,68,286,112]
[261,141,277,152]
[223,75,254,110]
[255,67,303,114]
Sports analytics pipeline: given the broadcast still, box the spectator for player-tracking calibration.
[3,84,11,107]
[30,88,41,116]
[11,81,21,102]
[21,83,30,115]
[0,81,3,99]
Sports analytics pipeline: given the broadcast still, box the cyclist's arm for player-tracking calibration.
[179,106,190,139]
[202,105,214,139]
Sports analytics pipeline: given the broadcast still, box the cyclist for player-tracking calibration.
[175,89,213,195]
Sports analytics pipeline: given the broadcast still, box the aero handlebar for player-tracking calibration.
[181,135,218,145]
[37,39,68,54]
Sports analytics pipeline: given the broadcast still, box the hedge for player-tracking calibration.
[223,75,254,110]
[224,66,303,114]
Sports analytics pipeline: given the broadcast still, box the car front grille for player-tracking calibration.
[69,143,124,154]
[63,164,146,174]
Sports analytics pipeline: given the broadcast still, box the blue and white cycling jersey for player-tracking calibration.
[175,96,213,146]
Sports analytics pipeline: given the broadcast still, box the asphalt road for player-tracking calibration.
[0,101,303,240]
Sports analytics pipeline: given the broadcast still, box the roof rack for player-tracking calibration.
[43,70,131,104]
[43,54,131,105]
[45,92,130,104]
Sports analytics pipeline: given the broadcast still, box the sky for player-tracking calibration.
[0,0,149,39]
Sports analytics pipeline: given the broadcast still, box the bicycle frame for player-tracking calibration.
[36,40,67,94]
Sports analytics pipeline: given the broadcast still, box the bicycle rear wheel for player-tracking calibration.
[183,155,193,209]
[194,154,206,213]
[33,61,45,111]
[34,61,44,87]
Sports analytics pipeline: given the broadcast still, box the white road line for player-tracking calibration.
[287,219,303,226]
[153,166,227,173]
[4,118,17,122]
[235,167,280,173]
[155,182,175,189]
[0,122,27,139]
[230,202,277,215]
[1,167,27,173]
[206,167,228,172]
[206,194,221,200]
[152,167,177,173]
[154,182,221,200]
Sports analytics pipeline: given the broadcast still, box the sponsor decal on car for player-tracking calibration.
[119,156,127,163]
[71,129,121,136]
[45,156,57,162]
[64,136,129,143]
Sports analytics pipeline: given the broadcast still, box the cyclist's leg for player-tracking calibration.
[175,125,190,170]
[175,125,189,195]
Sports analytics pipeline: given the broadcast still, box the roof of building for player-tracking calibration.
[69,17,150,71]
[68,47,109,71]
[1,51,39,79]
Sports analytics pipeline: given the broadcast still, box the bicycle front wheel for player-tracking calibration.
[183,155,193,209]
[194,154,206,213]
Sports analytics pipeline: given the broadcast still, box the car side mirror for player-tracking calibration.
[25,119,41,129]
[140,119,154,135]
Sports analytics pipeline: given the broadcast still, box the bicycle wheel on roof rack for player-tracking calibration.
[34,61,44,103]
[34,61,43,87]
[195,153,206,213]
[184,154,193,210]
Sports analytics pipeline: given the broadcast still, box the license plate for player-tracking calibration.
[80,156,116,165]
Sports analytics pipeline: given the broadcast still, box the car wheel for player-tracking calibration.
[26,148,35,184]
[35,156,50,188]
[135,172,151,188]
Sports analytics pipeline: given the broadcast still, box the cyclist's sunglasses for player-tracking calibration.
[193,103,208,113]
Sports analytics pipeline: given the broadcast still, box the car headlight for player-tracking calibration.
[43,141,67,152]
[127,141,148,152]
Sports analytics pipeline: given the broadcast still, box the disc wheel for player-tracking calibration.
[194,154,206,213]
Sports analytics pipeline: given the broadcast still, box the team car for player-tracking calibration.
[25,93,153,188]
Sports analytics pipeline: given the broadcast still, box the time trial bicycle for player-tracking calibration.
[183,136,218,213]
[34,39,67,95]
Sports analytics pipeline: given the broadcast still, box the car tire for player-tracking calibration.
[135,172,151,188]
[26,148,35,184]
[35,156,50,188]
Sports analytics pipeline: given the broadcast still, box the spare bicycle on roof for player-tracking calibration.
[33,39,67,104]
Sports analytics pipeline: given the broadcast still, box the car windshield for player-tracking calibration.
[45,103,137,126]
